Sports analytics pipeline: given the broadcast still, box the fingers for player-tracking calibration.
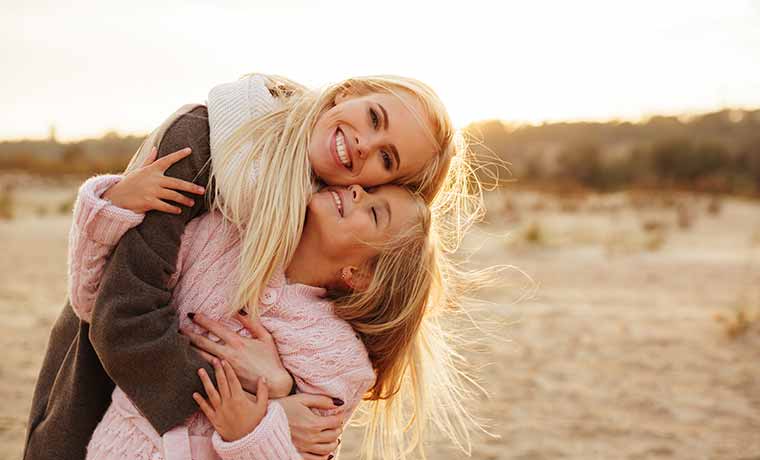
[236,313,270,340]
[148,198,182,215]
[213,359,231,400]
[193,392,215,420]
[160,176,206,195]
[307,440,339,456]
[140,146,158,167]
[256,377,269,409]
[185,330,228,361]
[315,428,341,443]
[317,414,344,431]
[154,147,192,172]
[191,346,217,364]
[293,393,340,411]
[191,313,240,346]
[158,188,195,208]
[198,368,221,408]
[222,360,243,395]
[302,454,330,460]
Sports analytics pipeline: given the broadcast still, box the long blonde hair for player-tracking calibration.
[207,73,468,318]
[330,182,483,459]
[128,73,485,458]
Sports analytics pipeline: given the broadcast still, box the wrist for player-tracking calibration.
[269,370,295,398]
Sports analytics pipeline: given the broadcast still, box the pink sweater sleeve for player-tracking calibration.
[211,306,376,460]
[211,401,301,460]
[67,174,145,322]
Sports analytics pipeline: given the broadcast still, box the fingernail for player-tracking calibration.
[238,308,248,316]
[261,377,267,384]
[187,312,195,320]
[328,456,334,460]
[337,438,341,445]
[332,398,344,407]
[197,187,206,193]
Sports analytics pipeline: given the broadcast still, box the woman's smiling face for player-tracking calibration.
[308,90,437,187]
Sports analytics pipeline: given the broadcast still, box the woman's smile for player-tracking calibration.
[333,127,352,170]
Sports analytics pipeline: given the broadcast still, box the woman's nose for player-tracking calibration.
[354,136,368,160]
[348,184,367,201]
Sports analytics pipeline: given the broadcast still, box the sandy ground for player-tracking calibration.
[2,177,760,459]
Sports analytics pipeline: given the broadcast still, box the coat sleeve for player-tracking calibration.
[89,106,219,435]
[67,174,145,323]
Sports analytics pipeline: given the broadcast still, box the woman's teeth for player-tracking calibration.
[335,130,352,168]
[330,190,344,217]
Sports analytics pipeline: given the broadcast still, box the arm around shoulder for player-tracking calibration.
[89,106,218,434]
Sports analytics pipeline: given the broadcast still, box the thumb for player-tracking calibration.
[256,377,269,408]
[141,146,158,168]
[294,393,341,410]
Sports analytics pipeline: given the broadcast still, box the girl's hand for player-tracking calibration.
[103,146,206,214]
[278,394,343,459]
[184,312,294,398]
[193,359,269,442]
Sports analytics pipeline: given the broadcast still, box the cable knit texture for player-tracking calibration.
[69,176,376,460]
[67,175,145,322]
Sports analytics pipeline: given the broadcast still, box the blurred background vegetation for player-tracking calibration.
[466,108,760,196]
[3,108,758,197]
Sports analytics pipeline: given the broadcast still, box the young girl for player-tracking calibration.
[69,172,443,460]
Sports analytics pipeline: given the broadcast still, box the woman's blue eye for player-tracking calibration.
[370,108,379,129]
[382,151,392,170]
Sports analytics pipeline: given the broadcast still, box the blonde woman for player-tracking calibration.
[25,73,478,460]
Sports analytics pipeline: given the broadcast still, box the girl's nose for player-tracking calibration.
[348,184,367,201]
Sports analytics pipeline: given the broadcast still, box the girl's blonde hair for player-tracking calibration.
[331,189,483,459]
[209,73,469,318]
[214,73,484,459]
[131,73,484,458]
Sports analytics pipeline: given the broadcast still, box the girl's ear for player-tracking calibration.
[341,266,371,291]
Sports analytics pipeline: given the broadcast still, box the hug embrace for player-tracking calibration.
[23,73,485,460]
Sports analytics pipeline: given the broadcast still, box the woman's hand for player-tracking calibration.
[193,359,269,442]
[103,146,206,214]
[184,312,294,398]
[278,393,344,460]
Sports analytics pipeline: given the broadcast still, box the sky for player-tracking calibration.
[2,0,760,141]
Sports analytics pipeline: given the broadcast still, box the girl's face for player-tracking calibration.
[305,184,420,270]
[309,90,437,187]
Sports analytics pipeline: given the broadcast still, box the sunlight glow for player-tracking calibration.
[3,0,760,140]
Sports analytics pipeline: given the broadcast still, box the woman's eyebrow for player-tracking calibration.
[379,103,389,130]
[379,103,401,171]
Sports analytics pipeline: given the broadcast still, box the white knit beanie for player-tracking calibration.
[206,74,280,182]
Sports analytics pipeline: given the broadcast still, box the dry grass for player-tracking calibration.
[707,196,723,216]
[0,186,14,220]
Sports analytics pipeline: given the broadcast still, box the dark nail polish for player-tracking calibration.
[187,312,195,320]
[337,438,341,445]
[328,456,334,460]
[332,398,344,407]
[238,308,248,316]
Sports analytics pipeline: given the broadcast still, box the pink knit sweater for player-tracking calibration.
[68,175,376,460]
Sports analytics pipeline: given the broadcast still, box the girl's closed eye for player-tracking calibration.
[371,207,378,225]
